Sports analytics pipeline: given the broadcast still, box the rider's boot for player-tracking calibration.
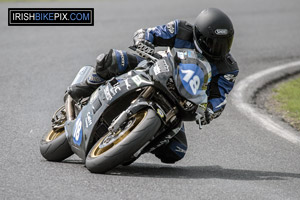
[66,69,105,102]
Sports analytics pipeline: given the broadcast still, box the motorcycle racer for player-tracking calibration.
[67,8,239,164]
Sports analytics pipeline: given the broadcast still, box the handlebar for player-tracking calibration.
[129,45,162,62]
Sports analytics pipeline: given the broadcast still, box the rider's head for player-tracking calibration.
[193,8,234,60]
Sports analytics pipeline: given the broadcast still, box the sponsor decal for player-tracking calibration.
[117,50,125,67]
[115,50,127,72]
[215,29,228,35]
[156,108,165,119]
[175,146,186,153]
[124,78,131,90]
[88,73,103,84]
[110,85,121,96]
[186,50,198,59]
[153,60,169,75]
[166,21,175,34]
[8,8,94,26]
[131,75,152,86]
[104,85,121,101]
[153,65,160,75]
[224,74,236,82]
[85,112,92,128]
[148,134,174,152]
[177,51,187,60]
[104,85,112,100]
[73,113,83,146]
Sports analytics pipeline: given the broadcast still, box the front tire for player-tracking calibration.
[85,109,161,173]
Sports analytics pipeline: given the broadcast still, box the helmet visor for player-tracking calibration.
[194,27,233,58]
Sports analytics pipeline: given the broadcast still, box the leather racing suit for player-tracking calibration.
[68,20,239,164]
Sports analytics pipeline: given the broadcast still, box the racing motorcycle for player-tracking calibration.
[40,44,212,173]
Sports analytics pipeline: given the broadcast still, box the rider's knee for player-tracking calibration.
[95,49,131,80]
[153,127,188,164]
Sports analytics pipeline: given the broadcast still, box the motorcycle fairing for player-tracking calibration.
[65,70,154,160]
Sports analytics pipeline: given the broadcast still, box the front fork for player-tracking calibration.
[107,86,181,162]
[65,95,75,121]
[108,86,178,134]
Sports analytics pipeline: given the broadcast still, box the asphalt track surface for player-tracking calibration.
[1,0,300,199]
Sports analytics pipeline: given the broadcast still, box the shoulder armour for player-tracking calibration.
[177,20,193,41]
[214,54,239,74]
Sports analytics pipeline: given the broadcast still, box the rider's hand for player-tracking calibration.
[133,29,155,55]
[195,104,206,128]
[195,115,206,126]
[133,29,146,46]
[195,104,215,127]
[204,107,214,125]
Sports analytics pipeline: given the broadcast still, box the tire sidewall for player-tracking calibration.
[85,109,161,173]
[40,130,73,162]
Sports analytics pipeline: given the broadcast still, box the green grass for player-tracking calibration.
[273,76,300,130]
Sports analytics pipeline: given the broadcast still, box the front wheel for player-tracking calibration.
[85,109,161,173]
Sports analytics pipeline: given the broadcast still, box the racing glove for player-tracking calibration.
[195,104,206,129]
[204,107,214,125]
[133,29,155,55]
[195,103,215,129]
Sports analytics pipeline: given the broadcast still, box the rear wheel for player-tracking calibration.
[40,129,73,161]
[40,106,73,161]
[85,109,161,173]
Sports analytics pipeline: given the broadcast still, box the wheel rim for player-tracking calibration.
[90,111,148,158]
[45,129,65,142]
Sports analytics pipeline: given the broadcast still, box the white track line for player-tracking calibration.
[232,61,300,145]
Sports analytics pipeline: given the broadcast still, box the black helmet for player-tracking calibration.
[193,8,234,60]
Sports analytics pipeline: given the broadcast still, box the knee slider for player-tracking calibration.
[96,53,106,68]
[153,138,187,164]
[95,53,107,73]
[95,52,111,80]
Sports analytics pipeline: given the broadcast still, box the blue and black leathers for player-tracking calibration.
[137,20,239,115]
[97,20,239,115]
[84,20,238,164]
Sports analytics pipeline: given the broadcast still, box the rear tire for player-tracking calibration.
[40,129,73,162]
[85,109,161,173]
